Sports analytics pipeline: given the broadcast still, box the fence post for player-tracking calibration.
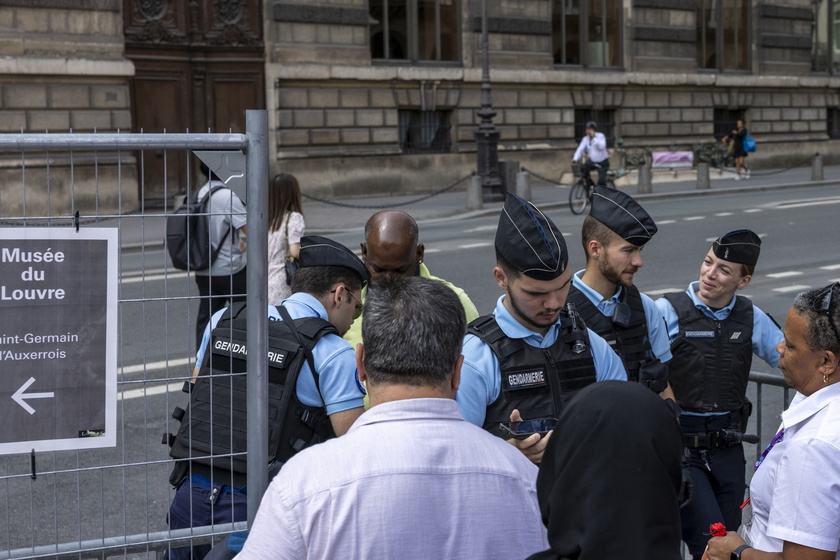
[812,153,824,181]
[637,163,652,194]
[245,110,270,525]
[467,174,484,210]
[515,171,531,200]
[696,162,710,190]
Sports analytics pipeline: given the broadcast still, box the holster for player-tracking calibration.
[638,359,668,394]
[740,398,753,433]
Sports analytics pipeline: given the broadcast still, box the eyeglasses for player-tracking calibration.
[332,287,364,320]
[812,282,840,344]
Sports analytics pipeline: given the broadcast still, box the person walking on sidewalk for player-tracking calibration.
[267,173,305,305]
[572,121,610,187]
[723,120,750,181]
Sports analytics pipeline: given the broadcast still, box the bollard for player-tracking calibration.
[466,174,483,210]
[637,164,652,194]
[696,162,710,190]
[812,153,824,181]
[515,171,531,201]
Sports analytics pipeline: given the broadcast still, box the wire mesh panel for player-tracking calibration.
[0,126,266,559]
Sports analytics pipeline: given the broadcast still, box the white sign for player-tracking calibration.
[0,228,118,454]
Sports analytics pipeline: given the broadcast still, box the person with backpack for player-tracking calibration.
[722,119,751,180]
[192,162,248,347]
[163,235,369,560]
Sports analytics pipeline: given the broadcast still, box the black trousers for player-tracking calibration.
[582,159,609,186]
[679,414,746,560]
[194,268,247,348]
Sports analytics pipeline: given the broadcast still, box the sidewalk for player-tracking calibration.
[120,163,838,251]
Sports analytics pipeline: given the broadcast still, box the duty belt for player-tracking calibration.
[683,429,741,449]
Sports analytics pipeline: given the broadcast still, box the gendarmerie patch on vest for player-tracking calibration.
[685,331,715,338]
[504,368,549,391]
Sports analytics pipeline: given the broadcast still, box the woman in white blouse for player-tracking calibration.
[706,282,840,560]
[267,173,304,305]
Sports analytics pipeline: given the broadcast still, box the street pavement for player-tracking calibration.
[119,162,839,251]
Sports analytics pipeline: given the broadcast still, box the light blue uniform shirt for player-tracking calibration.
[456,295,628,427]
[196,292,365,415]
[655,281,783,416]
[571,270,673,362]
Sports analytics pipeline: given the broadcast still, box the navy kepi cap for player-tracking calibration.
[299,235,370,286]
[495,192,567,280]
[589,186,657,246]
[712,229,761,266]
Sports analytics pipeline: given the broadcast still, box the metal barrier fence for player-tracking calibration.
[0,110,270,559]
[0,113,791,559]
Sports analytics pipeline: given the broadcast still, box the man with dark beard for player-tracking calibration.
[456,193,627,464]
[565,186,674,399]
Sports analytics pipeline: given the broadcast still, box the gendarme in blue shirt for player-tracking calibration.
[196,292,365,415]
[655,281,783,416]
[456,295,628,427]
[571,270,672,363]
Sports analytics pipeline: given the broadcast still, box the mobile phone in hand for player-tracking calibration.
[498,418,558,440]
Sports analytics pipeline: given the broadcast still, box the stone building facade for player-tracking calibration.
[268,0,840,197]
[2,0,839,211]
[0,0,135,216]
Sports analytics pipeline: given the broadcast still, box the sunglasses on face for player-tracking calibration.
[331,287,363,320]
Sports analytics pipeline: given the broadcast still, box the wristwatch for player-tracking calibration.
[731,544,752,559]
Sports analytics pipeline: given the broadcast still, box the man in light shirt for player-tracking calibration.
[235,277,548,560]
[572,120,610,186]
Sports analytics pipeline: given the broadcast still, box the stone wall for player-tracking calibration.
[0,0,137,216]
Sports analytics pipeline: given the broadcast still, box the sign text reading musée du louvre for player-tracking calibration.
[0,229,118,455]
[1,247,67,300]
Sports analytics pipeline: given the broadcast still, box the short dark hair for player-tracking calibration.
[792,285,840,354]
[581,215,617,262]
[291,266,363,297]
[362,277,466,387]
[495,248,521,279]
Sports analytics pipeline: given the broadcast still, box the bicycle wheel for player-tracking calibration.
[569,179,590,215]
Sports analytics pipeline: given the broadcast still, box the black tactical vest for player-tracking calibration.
[167,302,338,487]
[468,311,597,438]
[566,284,653,382]
[664,292,754,413]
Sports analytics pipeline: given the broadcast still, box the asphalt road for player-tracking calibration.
[2,184,839,556]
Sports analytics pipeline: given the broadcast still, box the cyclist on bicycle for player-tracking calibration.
[572,121,610,187]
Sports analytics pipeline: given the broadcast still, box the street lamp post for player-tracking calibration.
[473,0,504,202]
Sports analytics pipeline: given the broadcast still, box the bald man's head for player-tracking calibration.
[361,211,425,283]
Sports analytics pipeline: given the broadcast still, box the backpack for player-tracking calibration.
[743,135,756,153]
[166,185,230,271]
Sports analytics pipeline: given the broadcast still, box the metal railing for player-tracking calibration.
[0,111,270,559]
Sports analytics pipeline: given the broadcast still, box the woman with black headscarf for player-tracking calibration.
[526,380,685,560]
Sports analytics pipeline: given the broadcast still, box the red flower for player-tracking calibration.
[709,523,727,537]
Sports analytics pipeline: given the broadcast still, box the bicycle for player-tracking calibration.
[568,161,616,215]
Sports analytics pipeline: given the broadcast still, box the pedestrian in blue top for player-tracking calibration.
[457,192,627,464]
[655,229,783,560]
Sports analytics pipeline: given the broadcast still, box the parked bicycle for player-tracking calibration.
[568,161,616,215]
